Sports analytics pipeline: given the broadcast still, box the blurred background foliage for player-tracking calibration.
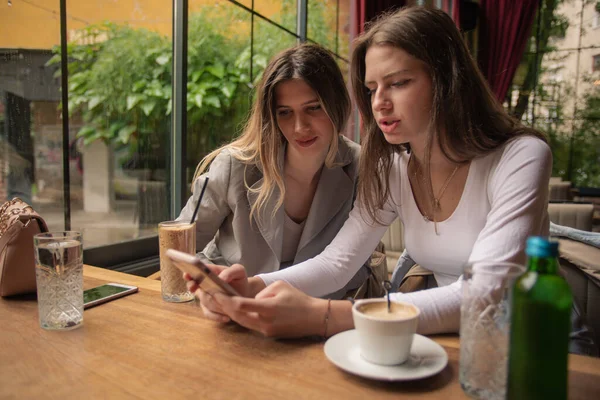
[507,0,600,187]
[49,0,339,181]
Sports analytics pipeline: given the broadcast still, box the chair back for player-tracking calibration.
[549,181,573,201]
[548,202,594,231]
[557,238,600,348]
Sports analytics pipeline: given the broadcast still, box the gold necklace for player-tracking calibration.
[411,156,460,227]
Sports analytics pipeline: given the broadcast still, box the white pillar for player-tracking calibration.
[83,140,114,213]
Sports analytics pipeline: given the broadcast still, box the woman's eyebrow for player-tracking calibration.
[276,98,319,108]
[365,69,411,85]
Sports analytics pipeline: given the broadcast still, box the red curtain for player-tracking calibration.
[451,0,461,28]
[477,0,539,102]
[354,0,406,35]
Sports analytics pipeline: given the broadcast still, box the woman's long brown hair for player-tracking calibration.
[351,6,546,224]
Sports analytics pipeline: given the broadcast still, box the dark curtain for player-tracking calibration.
[452,0,461,27]
[477,0,539,102]
[354,0,406,34]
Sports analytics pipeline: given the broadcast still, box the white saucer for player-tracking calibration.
[324,330,448,381]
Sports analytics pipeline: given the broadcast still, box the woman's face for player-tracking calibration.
[364,45,433,146]
[275,79,334,159]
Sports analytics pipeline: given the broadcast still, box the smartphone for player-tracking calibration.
[165,249,241,297]
[83,283,139,309]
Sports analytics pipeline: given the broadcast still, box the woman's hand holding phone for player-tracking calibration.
[184,270,230,323]
[171,251,267,323]
[212,280,327,338]
[184,263,252,323]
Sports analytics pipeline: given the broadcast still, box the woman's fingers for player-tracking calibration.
[185,275,199,293]
[196,290,230,322]
[232,297,276,315]
[187,281,199,293]
[199,290,220,310]
[219,264,246,282]
[254,281,287,300]
[200,302,230,323]
[225,309,263,332]
[205,263,227,275]
[214,294,267,332]
[208,281,318,338]
[184,265,235,325]
[215,282,288,318]
[216,264,250,297]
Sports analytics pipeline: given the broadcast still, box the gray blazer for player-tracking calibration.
[179,136,367,294]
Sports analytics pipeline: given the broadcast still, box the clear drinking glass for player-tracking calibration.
[158,220,195,302]
[459,262,525,400]
[34,231,84,330]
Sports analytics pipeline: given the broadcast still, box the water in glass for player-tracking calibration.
[35,234,83,330]
[459,263,524,400]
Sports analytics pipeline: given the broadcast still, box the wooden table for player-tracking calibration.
[2,266,599,399]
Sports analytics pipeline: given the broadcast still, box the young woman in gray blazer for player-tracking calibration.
[178,44,369,314]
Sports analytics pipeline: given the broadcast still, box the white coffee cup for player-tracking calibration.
[352,299,420,365]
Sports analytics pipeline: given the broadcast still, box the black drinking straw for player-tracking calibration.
[190,177,209,224]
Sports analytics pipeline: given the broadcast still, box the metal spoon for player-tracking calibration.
[383,280,392,312]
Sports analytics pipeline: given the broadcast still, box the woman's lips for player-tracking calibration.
[296,137,318,147]
[379,120,399,134]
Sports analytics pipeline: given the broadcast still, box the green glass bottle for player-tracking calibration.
[507,236,572,400]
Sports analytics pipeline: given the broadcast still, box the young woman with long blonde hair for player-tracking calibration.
[178,44,369,320]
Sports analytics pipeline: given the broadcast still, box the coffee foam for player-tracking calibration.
[159,224,194,249]
[358,302,417,320]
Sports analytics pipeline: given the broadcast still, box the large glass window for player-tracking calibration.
[1,1,65,236]
[307,0,350,58]
[184,1,252,189]
[1,1,174,250]
[183,0,302,191]
[0,0,352,270]
[507,0,600,187]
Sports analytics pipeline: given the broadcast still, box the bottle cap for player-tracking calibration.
[526,236,559,258]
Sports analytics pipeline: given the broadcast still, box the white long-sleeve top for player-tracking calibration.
[258,136,552,334]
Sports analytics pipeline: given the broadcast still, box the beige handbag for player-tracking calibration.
[0,198,48,297]
[398,264,437,293]
[346,242,389,300]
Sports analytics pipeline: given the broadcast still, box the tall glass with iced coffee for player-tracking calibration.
[158,221,196,302]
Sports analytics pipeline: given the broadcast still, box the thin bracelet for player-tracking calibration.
[323,299,332,339]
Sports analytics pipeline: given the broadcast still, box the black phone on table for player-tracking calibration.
[83,283,139,309]
[165,249,241,297]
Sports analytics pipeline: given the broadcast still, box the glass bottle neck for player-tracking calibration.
[527,256,559,274]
